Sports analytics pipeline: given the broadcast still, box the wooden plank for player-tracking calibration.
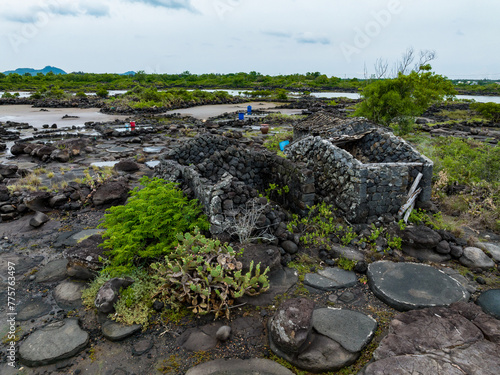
[407,172,423,198]
[398,187,422,219]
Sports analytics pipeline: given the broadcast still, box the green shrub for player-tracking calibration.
[287,203,360,249]
[431,137,500,185]
[96,88,109,98]
[337,256,356,271]
[76,91,87,98]
[151,229,269,318]
[470,102,500,122]
[98,177,209,275]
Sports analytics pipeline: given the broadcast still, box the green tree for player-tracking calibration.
[470,102,500,122]
[355,65,455,134]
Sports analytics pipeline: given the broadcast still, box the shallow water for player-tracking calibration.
[163,101,302,120]
[90,161,119,168]
[0,105,129,129]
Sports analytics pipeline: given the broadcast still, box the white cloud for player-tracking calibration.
[0,0,499,78]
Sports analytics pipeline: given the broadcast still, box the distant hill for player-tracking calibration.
[3,66,67,75]
[121,71,136,76]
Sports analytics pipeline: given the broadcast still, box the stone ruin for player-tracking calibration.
[287,112,433,222]
[154,135,315,236]
[155,112,433,229]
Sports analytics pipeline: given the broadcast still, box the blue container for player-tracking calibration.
[247,105,252,114]
[238,113,244,120]
[279,140,290,151]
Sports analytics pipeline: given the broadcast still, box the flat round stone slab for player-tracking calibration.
[185,358,294,375]
[312,308,377,352]
[35,259,68,283]
[19,319,89,367]
[101,320,141,341]
[477,289,500,319]
[62,229,105,247]
[304,267,356,291]
[53,280,85,309]
[17,298,52,321]
[367,261,469,311]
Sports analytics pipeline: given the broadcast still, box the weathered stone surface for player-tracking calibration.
[304,267,357,291]
[367,261,469,311]
[19,319,89,367]
[330,244,365,262]
[237,243,281,273]
[53,280,85,309]
[459,247,495,269]
[29,211,50,227]
[477,289,500,320]
[101,320,141,341]
[94,277,134,313]
[312,308,377,353]
[281,240,299,255]
[436,240,451,254]
[17,298,52,321]
[361,355,466,375]
[401,245,451,262]
[35,259,68,283]
[269,331,358,373]
[64,233,106,280]
[239,267,297,306]
[361,302,500,375]
[24,192,52,212]
[51,149,70,162]
[475,242,500,262]
[177,322,223,352]
[398,225,441,248]
[215,325,231,341]
[269,298,314,355]
[49,193,67,207]
[114,159,140,172]
[0,163,18,177]
[92,181,129,206]
[186,358,295,375]
[450,244,464,258]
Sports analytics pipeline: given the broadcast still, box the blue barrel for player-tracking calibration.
[247,105,252,114]
[238,112,244,120]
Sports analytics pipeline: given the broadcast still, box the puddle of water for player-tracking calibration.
[90,161,119,168]
[146,160,160,169]
[114,125,153,133]
[143,147,164,154]
[107,146,131,153]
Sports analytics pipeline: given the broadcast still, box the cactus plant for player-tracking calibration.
[151,228,269,318]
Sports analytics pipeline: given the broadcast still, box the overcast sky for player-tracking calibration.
[1,0,499,79]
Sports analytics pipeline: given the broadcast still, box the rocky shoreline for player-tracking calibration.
[0,99,499,374]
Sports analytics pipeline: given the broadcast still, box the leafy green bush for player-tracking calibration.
[431,137,500,185]
[470,102,500,122]
[151,229,269,318]
[355,66,455,134]
[96,88,109,98]
[287,203,361,249]
[98,177,209,275]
